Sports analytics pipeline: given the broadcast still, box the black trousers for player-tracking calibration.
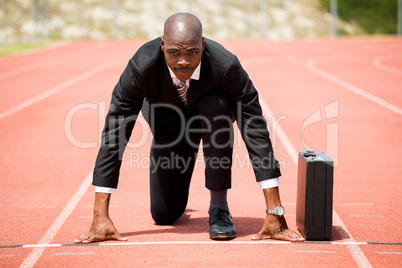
[148,94,234,225]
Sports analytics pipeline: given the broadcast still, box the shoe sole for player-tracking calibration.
[210,234,236,240]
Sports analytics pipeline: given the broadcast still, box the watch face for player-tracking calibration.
[277,206,285,216]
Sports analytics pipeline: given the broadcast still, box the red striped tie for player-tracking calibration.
[172,77,190,107]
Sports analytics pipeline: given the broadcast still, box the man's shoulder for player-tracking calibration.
[204,38,235,64]
[131,37,162,69]
[137,37,161,53]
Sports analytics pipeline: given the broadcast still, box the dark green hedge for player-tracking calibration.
[318,0,399,34]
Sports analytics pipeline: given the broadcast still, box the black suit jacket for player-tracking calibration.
[93,37,281,188]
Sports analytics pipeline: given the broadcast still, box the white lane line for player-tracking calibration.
[0,42,71,63]
[331,242,368,245]
[296,250,337,254]
[1,254,16,257]
[257,97,298,165]
[333,212,373,268]
[13,217,46,220]
[0,59,118,120]
[19,171,93,268]
[349,215,383,218]
[305,58,402,115]
[54,252,94,256]
[373,55,402,76]
[22,244,66,248]
[0,43,107,80]
[258,96,373,268]
[376,252,402,255]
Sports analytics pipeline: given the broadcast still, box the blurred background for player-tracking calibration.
[0,0,401,50]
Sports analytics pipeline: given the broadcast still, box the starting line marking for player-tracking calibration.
[350,215,383,218]
[1,241,401,249]
[296,250,337,254]
[342,203,374,206]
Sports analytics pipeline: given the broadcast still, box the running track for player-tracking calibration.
[0,38,401,267]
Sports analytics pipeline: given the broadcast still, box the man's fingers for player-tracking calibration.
[287,229,305,242]
[74,232,105,244]
[74,213,126,244]
[76,231,127,244]
[251,217,305,242]
[83,233,127,243]
[73,238,83,244]
[112,232,128,241]
[271,229,305,242]
[74,234,90,244]
[251,231,271,241]
[252,230,305,242]
[82,236,102,244]
[82,237,97,244]
[251,234,263,240]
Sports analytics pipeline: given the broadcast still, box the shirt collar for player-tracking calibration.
[168,62,201,81]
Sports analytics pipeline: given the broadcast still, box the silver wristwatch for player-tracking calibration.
[266,205,285,216]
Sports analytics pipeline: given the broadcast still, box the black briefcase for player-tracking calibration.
[296,151,334,241]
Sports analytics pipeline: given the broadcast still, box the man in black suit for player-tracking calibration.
[75,12,304,243]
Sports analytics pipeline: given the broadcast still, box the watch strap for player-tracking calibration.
[266,205,284,216]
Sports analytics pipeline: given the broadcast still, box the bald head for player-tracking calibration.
[161,13,205,81]
[163,13,202,43]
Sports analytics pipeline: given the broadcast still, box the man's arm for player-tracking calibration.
[92,59,145,189]
[74,192,127,244]
[221,56,281,181]
[251,187,304,241]
[76,57,146,243]
[220,56,304,241]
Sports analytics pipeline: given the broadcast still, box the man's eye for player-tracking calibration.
[170,52,178,55]
[190,51,198,55]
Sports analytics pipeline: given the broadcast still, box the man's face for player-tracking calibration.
[161,35,204,81]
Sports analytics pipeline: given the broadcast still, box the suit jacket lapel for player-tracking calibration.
[158,61,183,108]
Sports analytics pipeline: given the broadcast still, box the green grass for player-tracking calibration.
[0,43,50,57]
[318,0,398,35]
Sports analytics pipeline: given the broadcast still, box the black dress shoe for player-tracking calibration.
[209,208,236,240]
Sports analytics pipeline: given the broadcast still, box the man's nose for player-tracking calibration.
[178,57,190,66]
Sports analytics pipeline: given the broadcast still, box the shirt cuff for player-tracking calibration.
[258,178,280,189]
[95,186,116,194]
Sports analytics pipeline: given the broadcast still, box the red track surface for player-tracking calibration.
[0,38,401,267]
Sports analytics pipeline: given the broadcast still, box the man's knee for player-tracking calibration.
[151,206,185,225]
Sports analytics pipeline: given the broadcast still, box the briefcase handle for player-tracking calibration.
[303,151,318,158]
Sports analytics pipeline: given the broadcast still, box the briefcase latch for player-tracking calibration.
[303,151,318,158]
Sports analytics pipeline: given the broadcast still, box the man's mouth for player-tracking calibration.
[175,68,192,75]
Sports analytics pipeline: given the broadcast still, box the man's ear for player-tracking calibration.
[201,37,205,52]
[160,36,165,52]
